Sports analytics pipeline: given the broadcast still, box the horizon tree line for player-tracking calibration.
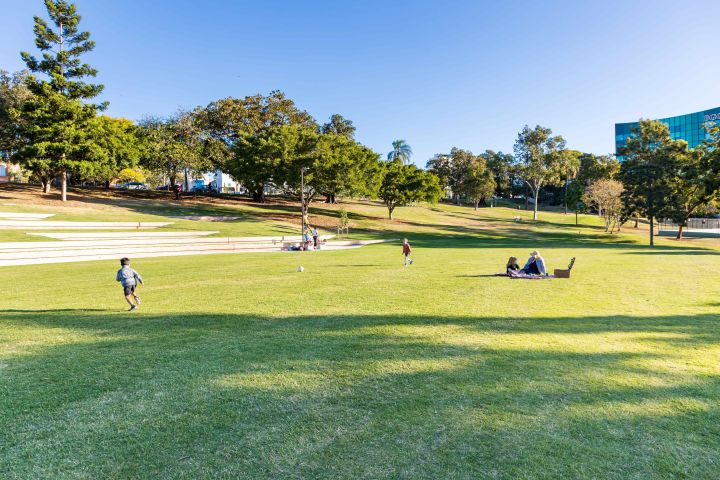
[4,2,720,240]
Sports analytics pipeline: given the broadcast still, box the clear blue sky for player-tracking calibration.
[2,0,719,166]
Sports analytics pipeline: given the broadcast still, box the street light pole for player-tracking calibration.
[300,167,308,245]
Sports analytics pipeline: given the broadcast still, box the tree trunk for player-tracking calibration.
[575,210,578,226]
[634,217,639,228]
[105,180,111,189]
[649,215,654,246]
[184,169,190,192]
[564,178,568,214]
[60,170,68,202]
[532,187,539,221]
[388,205,395,220]
[676,224,684,240]
[252,187,265,203]
[41,177,51,194]
[474,200,479,210]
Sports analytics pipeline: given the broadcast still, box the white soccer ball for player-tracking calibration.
[298,266,304,272]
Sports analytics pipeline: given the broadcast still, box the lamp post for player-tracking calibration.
[301,167,309,243]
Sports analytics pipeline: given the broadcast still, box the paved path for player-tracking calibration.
[0,235,386,266]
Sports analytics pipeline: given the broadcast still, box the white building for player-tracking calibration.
[211,170,244,194]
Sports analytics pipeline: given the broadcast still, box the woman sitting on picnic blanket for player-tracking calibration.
[522,250,546,276]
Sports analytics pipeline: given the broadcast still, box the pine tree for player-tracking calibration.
[21,0,104,104]
[14,0,104,201]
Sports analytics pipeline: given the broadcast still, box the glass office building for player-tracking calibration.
[615,106,720,157]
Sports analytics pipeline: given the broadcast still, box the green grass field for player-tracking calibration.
[2,186,720,479]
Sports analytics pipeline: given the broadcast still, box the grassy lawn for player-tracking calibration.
[2,187,720,478]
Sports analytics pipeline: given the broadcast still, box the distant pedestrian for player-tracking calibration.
[402,238,413,267]
[312,227,319,249]
[116,257,144,311]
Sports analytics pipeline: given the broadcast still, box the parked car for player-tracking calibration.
[157,184,183,192]
[118,182,148,190]
[193,184,216,193]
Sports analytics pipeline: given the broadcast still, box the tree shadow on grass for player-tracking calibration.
[1,310,719,477]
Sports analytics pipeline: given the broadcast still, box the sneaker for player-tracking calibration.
[409,259,414,265]
[129,305,138,311]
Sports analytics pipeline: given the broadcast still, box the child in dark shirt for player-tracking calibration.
[506,256,521,276]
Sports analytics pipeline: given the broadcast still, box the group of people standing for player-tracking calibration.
[506,250,547,276]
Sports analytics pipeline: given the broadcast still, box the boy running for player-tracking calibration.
[402,238,413,267]
[116,257,144,311]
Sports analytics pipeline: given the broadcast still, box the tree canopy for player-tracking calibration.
[378,161,442,220]
[618,119,687,246]
[512,124,568,220]
[387,139,412,165]
[320,114,356,139]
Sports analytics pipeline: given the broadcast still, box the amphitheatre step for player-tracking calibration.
[0,236,335,253]
[0,220,172,229]
[29,231,218,240]
[0,236,384,267]
[0,212,55,220]
[171,215,241,221]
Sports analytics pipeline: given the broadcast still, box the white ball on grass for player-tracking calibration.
[298,266,304,272]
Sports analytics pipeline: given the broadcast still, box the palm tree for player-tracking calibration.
[387,139,412,164]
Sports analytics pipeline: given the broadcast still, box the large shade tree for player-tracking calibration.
[512,125,568,220]
[426,148,474,204]
[85,116,142,187]
[308,134,381,204]
[378,160,442,220]
[457,154,496,210]
[664,124,720,239]
[138,112,207,198]
[196,91,317,201]
[482,150,514,198]
[228,124,315,203]
[0,70,33,167]
[618,119,686,246]
[427,148,496,207]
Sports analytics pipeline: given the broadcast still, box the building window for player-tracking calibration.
[0,165,7,177]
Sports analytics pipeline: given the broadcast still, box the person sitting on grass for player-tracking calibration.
[506,256,521,275]
[523,250,547,276]
[116,257,144,311]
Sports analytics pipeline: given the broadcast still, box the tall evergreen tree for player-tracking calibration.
[618,119,685,246]
[21,0,104,103]
[13,0,104,201]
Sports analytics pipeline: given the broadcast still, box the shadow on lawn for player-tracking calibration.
[1,310,719,477]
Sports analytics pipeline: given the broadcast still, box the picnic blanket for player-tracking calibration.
[496,257,576,280]
[495,272,554,279]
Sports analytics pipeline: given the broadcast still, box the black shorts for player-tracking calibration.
[123,284,136,296]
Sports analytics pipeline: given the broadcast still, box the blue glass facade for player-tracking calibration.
[615,106,720,157]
